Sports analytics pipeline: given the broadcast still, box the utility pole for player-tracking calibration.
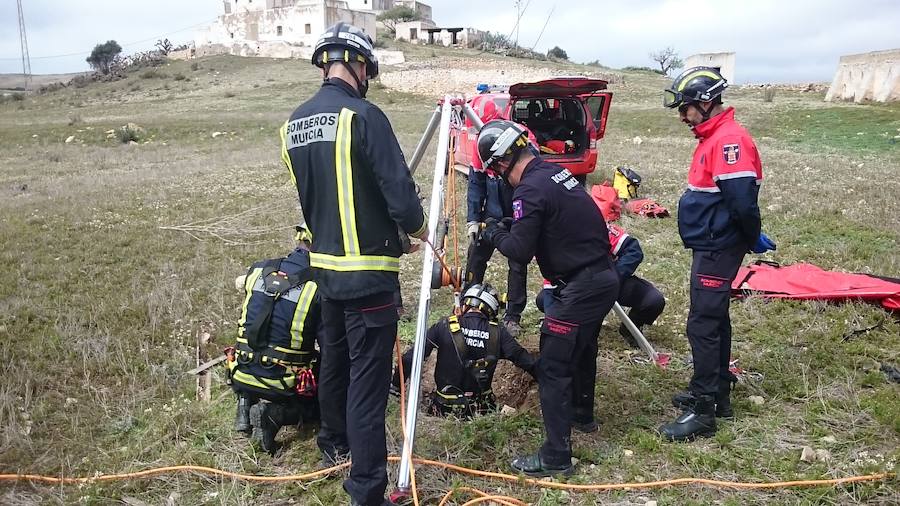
[514,0,521,48]
[17,0,32,91]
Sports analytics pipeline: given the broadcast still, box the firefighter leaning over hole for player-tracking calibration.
[227,224,321,456]
[476,120,619,478]
[280,22,428,506]
[660,66,771,442]
[391,283,537,418]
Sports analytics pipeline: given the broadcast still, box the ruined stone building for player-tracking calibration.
[826,49,900,103]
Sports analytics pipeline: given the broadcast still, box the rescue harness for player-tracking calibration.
[432,315,500,415]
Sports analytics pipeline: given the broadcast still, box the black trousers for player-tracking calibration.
[317,291,398,506]
[538,265,618,466]
[618,276,666,327]
[687,246,745,395]
[464,239,527,322]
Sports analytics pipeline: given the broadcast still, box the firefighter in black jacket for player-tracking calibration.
[227,224,320,455]
[477,120,620,477]
[280,23,428,506]
[391,283,536,417]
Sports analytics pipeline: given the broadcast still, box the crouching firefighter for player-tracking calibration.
[225,224,321,455]
[392,283,536,417]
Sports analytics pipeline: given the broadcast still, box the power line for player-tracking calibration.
[0,18,216,61]
[530,4,555,52]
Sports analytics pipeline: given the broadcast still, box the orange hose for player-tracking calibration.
[461,496,528,506]
[0,462,892,491]
[439,487,526,506]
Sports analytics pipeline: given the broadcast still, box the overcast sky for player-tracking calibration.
[1,0,898,83]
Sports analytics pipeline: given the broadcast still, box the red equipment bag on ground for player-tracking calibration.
[625,198,670,218]
[591,183,621,221]
[731,261,900,312]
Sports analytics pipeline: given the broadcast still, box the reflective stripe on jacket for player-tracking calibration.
[281,79,426,300]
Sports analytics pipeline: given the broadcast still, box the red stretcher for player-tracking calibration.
[732,261,900,312]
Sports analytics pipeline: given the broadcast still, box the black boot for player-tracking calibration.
[234,395,253,436]
[716,378,734,419]
[250,401,285,455]
[673,382,735,418]
[659,394,717,441]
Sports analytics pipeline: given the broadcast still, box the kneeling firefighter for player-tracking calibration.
[225,224,321,454]
[392,283,537,417]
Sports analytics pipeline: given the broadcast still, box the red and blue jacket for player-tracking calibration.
[677,107,762,251]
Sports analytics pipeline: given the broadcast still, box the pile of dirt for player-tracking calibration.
[380,56,623,97]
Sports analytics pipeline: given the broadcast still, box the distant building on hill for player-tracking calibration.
[684,52,736,84]
[194,0,377,55]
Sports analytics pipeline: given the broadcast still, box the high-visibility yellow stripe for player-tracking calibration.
[677,70,722,92]
[232,370,295,391]
[289,282,317,350]
[280,120,296,186]
[335,108,360,256]
[310,252,400,272]
[237,268,264,338]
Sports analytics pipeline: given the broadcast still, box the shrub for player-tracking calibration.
[115,123,144,144]
[764,86,776,102]
[547,46,569,60]
[68,114,82,126]
[622,66,665,75]
[173,73,188,81]
[190,62,200,71]
[224,91,236,98]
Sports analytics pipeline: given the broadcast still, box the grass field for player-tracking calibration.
[1,50,898,505]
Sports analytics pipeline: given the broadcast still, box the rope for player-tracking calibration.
[0,461,892,491]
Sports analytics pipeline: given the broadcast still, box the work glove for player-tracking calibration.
[466,221,480,239]
[481,217,512,246]
[750,232,777,254]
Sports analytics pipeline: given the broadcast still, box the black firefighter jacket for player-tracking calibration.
[281,79,426,300]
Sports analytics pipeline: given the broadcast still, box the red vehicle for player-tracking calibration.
[453,77,613,182]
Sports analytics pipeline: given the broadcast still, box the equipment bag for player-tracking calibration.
[613,166,642,200]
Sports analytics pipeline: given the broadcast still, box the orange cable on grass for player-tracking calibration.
[0,463,892,492]
[439,487,526,506]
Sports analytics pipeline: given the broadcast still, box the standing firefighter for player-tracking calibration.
[660,67,772,441]
[477,120,619,477]
[280,22,428,506]
[227,224,320,455]
[392,283,537,417]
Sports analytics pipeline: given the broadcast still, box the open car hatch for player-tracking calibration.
[509,77,609,98]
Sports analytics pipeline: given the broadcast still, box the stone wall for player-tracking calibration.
[825,49,900,103]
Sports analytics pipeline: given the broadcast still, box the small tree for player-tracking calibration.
[547,46,568,60]
[86,40,123,75]
[649,47,683,75]
[377,6,420,36]
[155,38,174,56]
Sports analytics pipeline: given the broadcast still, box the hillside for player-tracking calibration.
[0,48,898,505]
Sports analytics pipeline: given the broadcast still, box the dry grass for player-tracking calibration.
[0,53,898,505]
